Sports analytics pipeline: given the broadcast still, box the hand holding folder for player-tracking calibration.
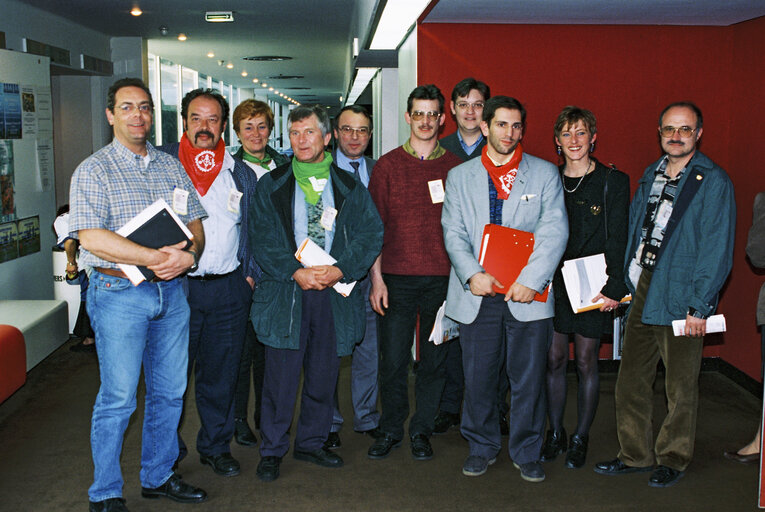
[478,224,549,302]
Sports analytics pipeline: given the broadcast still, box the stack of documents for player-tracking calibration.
[671,314,726,336]
[561,253,631,313]
[295,238,356,297]
[428,301,459,345]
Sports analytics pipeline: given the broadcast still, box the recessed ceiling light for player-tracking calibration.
[207,52,215,58]
[130,7,142,16]
[177,33,187,41]
[262,83,268,87]
[268,87,274,91]
[274,90,279,94]
[226,62,234,69]
[252,78,259,83]
[241,71,248,77]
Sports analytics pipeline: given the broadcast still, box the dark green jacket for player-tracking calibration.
[249,161,383,355]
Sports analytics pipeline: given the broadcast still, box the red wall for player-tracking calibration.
[418,17,765,379]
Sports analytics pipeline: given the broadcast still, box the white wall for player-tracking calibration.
[397,28,418,147]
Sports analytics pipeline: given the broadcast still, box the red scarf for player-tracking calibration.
[481,143,523,200]
[178,133,225,196]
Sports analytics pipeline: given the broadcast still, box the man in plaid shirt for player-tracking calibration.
[69,78,208,512]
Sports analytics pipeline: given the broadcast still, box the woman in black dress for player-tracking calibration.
[541,107,630,468]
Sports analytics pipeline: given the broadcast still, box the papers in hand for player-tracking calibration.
[295,238,356,297]
[428,301,459,345]
[561,253,631,313]
[116,198,193,286]
[672,314,726,337]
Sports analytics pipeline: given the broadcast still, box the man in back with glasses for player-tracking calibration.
[367,85,462,462]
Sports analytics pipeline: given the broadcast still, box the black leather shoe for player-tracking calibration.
[724,450,760,464]
[141,474,207,503]
[89,498,128,511]
[648,465,684,488]
[594,458,653,475]
[357,426,385,439]
[323,431,342,450]
[256,456,282,482]
[410,433,434,461]
[234,417,258,446]
[294,447,344,468]
[540,428,567,462]
[368,433,402,459]
[200,452,240,476]
[433,411,459,434]
[565,434,588,469]
[499,415,509,437]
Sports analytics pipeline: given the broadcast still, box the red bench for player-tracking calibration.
[0,325,26,403]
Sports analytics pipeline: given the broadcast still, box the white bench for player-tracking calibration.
[0,300,69,370]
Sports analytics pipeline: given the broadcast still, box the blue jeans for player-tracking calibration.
[86,271,189,501]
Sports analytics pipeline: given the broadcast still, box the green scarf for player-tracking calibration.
[292,152,333,205]
[241,150,272,170]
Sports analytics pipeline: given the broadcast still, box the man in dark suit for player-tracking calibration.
[158,88,259,478]
[435,78,495,435]
[325,105,383,449]
[439,78,490,162]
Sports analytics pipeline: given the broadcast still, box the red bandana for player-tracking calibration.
[178,133,225,196]
[481,143,523,200]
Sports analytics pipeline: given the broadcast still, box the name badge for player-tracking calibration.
[173,188,189,215]
[309,176,328,192]
[227,188,243,213]
[321,206,337,231]
[428,179,445,204]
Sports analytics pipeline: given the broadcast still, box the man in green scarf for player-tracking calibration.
[250,105,383,483]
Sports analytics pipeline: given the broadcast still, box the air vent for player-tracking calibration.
[206,11,234,22]
[283,87,310,90]
[267,74,304,80]
[243,56,292,62]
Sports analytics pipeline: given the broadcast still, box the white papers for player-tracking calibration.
[294,237,356,297]
[428,301,459,345]
[561,253,631,313]
[672,314,726,337]
[116,199,193,285]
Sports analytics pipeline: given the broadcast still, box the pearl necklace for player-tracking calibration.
[562,159,594,193]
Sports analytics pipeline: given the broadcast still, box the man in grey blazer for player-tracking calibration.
[441,96,567,482]
[326,105,383,449]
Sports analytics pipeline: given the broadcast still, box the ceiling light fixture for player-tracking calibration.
[159,25,169,36]
[370,0,430,50]
[205,11,234,23]
[177,33,187,41]
[347,67,379,105]
[130,7,142,16]
[262,83,268,87]
[252,78,259,83]
[241,71,248,77]
[226,62,234,69]
[207,51,215,58]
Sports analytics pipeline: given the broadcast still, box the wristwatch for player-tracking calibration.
[687,307,707,319]
[187,250,199,272]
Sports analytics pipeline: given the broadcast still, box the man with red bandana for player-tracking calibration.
[158,88,258,478]
[441,96,567,482]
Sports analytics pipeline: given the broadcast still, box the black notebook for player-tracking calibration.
[116,199,193,284]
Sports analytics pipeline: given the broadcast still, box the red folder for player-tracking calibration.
[478,224,549,302]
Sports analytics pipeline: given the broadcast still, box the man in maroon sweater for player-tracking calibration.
[367,85,463,461]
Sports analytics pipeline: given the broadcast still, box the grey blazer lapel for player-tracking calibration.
[502,158,530,223]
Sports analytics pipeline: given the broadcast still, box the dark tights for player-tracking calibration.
[546,331,600,436]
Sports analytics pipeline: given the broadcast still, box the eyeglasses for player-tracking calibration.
[118,103,152,113]
[455,102,484,111]
[410,111,441,121]
[659,126,695,138]
[339,126,370,136]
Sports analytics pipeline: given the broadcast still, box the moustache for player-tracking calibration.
[195,130,215,142]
